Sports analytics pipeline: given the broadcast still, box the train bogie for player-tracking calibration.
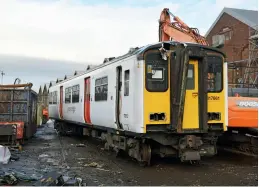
[49,41,228,165]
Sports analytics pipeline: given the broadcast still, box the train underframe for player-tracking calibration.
[218,127,258,156]
[54,120,220,166]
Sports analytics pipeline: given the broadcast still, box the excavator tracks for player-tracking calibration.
[218,129,258,157]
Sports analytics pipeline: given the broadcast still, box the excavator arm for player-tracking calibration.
[159,8,208,45]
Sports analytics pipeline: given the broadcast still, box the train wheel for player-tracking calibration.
[138,143,151,167]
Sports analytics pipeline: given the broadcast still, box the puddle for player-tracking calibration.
[38,135,56,140]
[34,124,57,140]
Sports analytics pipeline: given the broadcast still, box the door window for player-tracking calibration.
[186,64,195,90]
[124,70,130,96]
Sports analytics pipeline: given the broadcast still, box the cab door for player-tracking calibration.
[182,60,199,129]
[170,47,208,132]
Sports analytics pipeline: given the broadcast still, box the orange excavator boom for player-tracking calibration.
[159,8,208,45]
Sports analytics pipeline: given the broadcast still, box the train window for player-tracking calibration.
[95,76,108,101]
[65,87,72,103]
[102,77,108,84]
[145,52,168,92]
[48,92,53,104]
[207,56,223,92]
[96,78,102,85]
[53,91,57,104]
[72,85,80,103]
[186,64,195,90]
[124,70,130,96]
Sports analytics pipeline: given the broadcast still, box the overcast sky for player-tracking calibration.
[0,0,258,91]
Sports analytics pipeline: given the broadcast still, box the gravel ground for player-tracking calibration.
[2,121,258,186]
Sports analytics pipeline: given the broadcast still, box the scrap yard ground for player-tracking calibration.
[4,121,258,186]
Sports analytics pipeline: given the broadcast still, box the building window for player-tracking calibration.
[224,30,232,41]
[65,87,72,103]
[53,91,57,104]
[48,92,52,104]
[72,85,80,103]
[212,35,218,46]
[124,70,130,96]
[95,76,108,101]
[212,34,225,46]
[212,27,233,46]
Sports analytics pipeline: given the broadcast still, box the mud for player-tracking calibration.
[2,121,258,186]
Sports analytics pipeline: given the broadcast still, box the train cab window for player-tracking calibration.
[124,70,130,96]
[48,92,53,104]
[186,64,195,90]
[72,85,80,103]
[95,76,108,101]
[145,52,168,92]
[207,56,223,92]
[65,87,72,103]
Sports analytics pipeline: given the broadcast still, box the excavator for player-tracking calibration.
[158,8,258,156]
[42,108,49,124]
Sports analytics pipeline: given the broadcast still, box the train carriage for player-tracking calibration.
[48,41,228,165]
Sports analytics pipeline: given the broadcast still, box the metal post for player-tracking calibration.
[0,71,5,85]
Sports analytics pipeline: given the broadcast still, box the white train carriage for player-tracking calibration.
[49,41,228,165]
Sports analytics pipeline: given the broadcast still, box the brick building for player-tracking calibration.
[205,7,258,88]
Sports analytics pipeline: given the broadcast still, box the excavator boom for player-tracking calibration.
[159,8,208,45]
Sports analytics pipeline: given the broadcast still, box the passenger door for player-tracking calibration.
[84,77,91,124]
[120,69,130,130]
[115,66,123,129]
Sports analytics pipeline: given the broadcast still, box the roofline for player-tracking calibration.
[51,41,225,87]
[205,8,225,37]
[52,45,147,86]
[205,7,258,37]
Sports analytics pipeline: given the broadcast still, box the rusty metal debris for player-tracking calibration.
[33,171,85,186]
[76,144,86,147]
[0,169,42,185]
[0,172,18,185]
[0,83,33,89]
[84,162,99,167]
